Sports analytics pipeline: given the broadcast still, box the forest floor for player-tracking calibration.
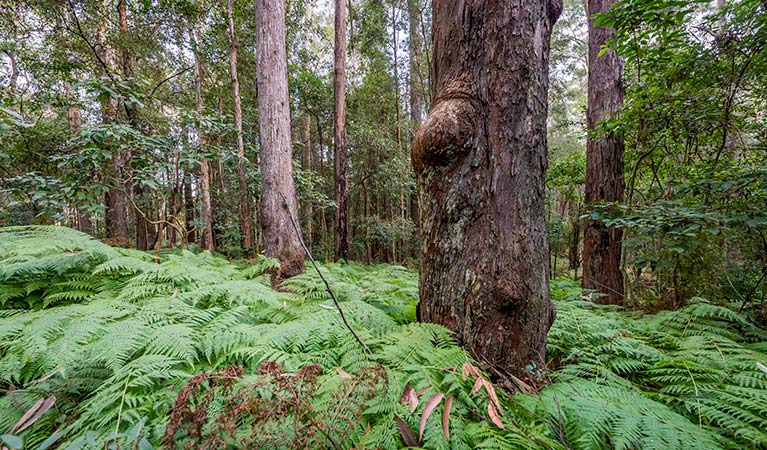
[0,226,766,450]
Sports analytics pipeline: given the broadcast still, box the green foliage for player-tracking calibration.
[1,227,766,449]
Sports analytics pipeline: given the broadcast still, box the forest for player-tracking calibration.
[0,0,766,448]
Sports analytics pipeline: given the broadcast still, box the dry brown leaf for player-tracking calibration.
[400,384,420,413]
[419,392,445,441]
[471,377,483,394]
[396,415,419,447]
[337,368,352,380]
[488,402,505,429]
[510,374,535,394]
[483,380,503,414]
[442,395,453,441]
[11,395,55,435]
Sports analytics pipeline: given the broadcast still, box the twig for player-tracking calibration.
[279,192,371,354]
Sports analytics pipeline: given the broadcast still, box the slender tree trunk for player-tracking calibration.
[412,0,561,375]
[254,0,305,278]
[582,0,625,305]
[392,1,402,150]
[408,0,423,126]
[117,0,150,251]
[227,0,255,257]
[97,2,128,241]
[333,0,349,261]
[303,113,314,247]
[65,83,93,235]
[191,25,215,253]
[182,125,197,245]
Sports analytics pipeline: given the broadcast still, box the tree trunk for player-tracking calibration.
[191,25,215,253]
[65,83,93,235]
[582,0,625,305]
[254,0,305,278]
[303,113,314,247]
[408,0,423,125]
[227,0,255,257]
[333,0,349,261]
[97,1,128,241]
[118,0,151,251]
[411,0,561,376]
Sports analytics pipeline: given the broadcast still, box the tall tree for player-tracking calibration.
[226,0,255,257]
[191,24,215,253]
[582,0,625,305]
[97,1,128,241]
[408,0,423,126]
[411,0,562,375]
[254,0,305,278]
[333,0,349,261]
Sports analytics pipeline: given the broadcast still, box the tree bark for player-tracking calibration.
[582,0,625,305]
[65,83,93,235]
[117,0,151,251]
[254,0,305,278]
[333,0,349,261]
[303,113,314,247]
[227,0,255,257]
[408,0,423,125]
[412,0,562,376]
[97,1,128,241]
[191,25,216,253]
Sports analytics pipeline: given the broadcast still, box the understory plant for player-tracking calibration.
[0,226,765,449]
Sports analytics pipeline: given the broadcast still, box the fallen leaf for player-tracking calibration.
[337,369,352,380]
[442,395,453,441]
[483,380,503,414]
[488,403,505,429]
[510,374,535,394]
[396,416,419,447]
[400,384,419,413]
[419,392,444,441]
[471,377,483,394]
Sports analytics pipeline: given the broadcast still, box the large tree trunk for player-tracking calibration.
[333,0,349,261]
[254,0,305,278]
[582,0,625,305]
[411,0,561,376]
[191,25,216,253]
[227,0,255,257]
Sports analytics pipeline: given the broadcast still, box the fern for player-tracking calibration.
[1,227,766,449]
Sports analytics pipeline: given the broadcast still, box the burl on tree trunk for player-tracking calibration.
[412,0,562,376]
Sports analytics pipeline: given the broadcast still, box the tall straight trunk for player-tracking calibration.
[582,0,625,305]
[333,0,349,261]
[182,125,197,245]
[411,0,561,375]
[97,1,128,241]
[408,0,423,126]
[191,25,215,253]
[254,0,305,278]
[118,0,150,251]
[303,113,314,246]
[227,0,255,257]
[407,0,422,257]
[392,1,402,150]
[65,83,93,235]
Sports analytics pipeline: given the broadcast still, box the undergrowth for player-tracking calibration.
[0,226,765,449]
